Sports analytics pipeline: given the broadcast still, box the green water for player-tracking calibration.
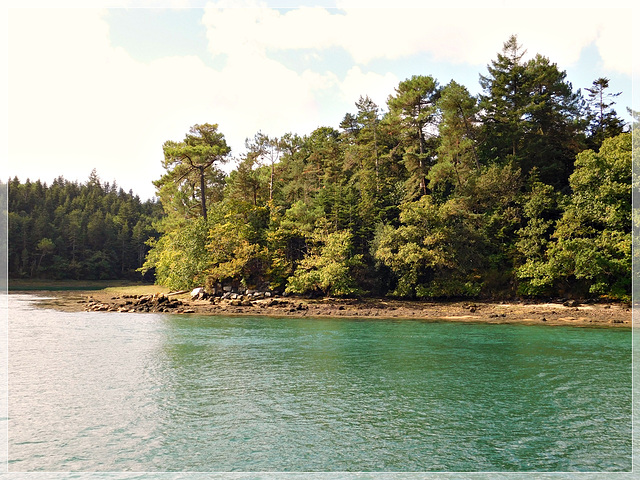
[8,294,632,472]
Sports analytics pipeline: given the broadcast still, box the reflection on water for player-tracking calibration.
[8,294,632,472]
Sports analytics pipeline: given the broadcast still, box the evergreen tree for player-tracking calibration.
[430,80,480,197]
[8,173,162,280]
[387,75,440,199]
[479,35,583,187]
[585,77,626,150]
[154,124,230,220]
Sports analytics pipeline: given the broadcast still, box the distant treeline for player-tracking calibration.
[141,36,633,301]
[7,171,164,280]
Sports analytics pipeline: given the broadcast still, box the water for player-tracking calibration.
[7,294,632,472]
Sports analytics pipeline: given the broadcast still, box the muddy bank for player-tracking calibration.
[22,288,633,328]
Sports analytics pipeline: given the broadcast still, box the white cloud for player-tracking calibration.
[8,7,350,198]
[7,3,634,200]
[341,67,398,110]
[8,9,223,198]
[203,2,633,73]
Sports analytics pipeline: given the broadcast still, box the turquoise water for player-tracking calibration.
[8,294,632,472]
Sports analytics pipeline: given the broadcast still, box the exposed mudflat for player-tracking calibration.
[21,288,633,328]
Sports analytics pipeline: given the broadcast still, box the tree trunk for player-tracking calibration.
[199,167,207,221]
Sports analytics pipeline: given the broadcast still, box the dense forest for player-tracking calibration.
[7,171,163,280]
[142,36,633,301]
[8,36,634,301]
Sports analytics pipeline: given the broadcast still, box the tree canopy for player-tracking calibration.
[139,36,630,300]
[13,36,630,301]
[8,172,163,280]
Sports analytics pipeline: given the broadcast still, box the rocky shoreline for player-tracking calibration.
[33,288,633,328]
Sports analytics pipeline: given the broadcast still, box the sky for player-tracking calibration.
[3,1,638,200]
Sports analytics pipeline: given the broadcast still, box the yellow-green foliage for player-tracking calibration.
[286,231,363,296]
[517,133,631,299]
[206,220,264,286]
[140,217,211,290]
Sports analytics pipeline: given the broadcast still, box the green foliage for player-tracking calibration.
[154,124,230,220]
[585,78,626,150]
[517,134,631,299]
[479,35,584,187]
[206,216,267,288]
[387,75,440,199]
[134,36,630,301]
[432,80,480,194]
[140,217,210,290]
[515,181,565,295]
[8,174,162,280]
[285,231,363,297]
[372,196,485,298]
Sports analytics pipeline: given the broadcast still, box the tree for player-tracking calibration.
[479,35,583,187]
[518,133,631,299]
[341,95,396,243]
[36,237,55,272]
[8,175,162,281]
[479,35,529,163]
[520,53,584,185]
[226,152,268,207]
[139,217,211,290]
[515,181,565,296]
[244,132,282,202]
[206,219,266,289]
[372,196,486,298]
[585,77,626,149]
[285,230,364,297]
[345,96,381,189]
[154,124,230,220]
[387,75,440,198]
[430,80,480,195]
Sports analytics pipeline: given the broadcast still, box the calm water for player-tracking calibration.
[8,294,632,472]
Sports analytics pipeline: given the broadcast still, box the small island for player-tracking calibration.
[8,36,634,317]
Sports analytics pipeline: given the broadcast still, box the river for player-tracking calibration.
[6,293,632,473]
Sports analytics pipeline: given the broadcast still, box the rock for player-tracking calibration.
[191,287,203,299]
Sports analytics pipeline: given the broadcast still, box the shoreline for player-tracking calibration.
[11,286,633,328]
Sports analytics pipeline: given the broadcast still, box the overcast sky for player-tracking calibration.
[4,1,637,200]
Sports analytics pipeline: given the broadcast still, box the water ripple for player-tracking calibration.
[7,295,632,472]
